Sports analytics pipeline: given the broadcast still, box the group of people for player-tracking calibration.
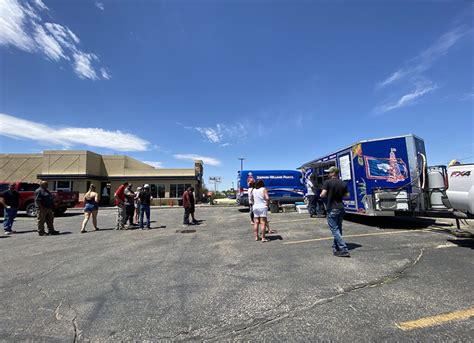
[2,170,350,257]
[1,181,61,236]
[248,166,351,257]
[112,182,153,231]
[302,168,326,218]
[1,180,200,236]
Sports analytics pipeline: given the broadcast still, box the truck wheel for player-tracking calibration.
[54,208,67,216]
[26,203,37,217]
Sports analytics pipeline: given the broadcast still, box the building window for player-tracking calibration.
[157,184,165,198]
[56,181,73,192]
[170,184,192,198]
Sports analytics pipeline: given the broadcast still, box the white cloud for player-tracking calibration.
[377,26,468,89]
[100,67,111,80]
[195,127,222,143]
[0,0,110,80]
[33,24,66,61]
[186,122,248,144]
[0,0,35,51]
[375,84,437,114]
[142,161,164,168]
[377,70,406,89]
[459,92,474,101]
[95,2,104,11]
[73,52,99,80]
[174,154,221,166]
[33,0,48,11]
[0,113,149,151]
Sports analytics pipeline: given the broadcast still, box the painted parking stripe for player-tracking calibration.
[396,308,474,331]
[283,228,437,245]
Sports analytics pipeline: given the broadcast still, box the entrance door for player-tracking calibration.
[100,182,111,206]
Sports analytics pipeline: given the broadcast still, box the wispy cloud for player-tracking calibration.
[184,122,248,145]
[0,113,149,151]
[377,26,468,89]
[374,25,469,113]
[374,84,437,114]
[0,0,110,80]
[174,154,221,166]
[459,92,474,101]
[95,2,104,11]
[142,161,164,168]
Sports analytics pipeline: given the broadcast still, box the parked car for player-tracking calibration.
[0,182,79,217]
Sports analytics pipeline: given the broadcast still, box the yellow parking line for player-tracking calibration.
[396,308,474,331]
[283,228,436,245]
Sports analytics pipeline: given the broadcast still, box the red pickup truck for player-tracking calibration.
[0,182,79,217]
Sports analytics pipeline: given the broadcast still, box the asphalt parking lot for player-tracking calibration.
[1,206,473,341]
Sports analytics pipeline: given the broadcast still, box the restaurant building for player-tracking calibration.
[0,150,203,205]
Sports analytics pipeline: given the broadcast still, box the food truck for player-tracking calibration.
[299,134,430,216]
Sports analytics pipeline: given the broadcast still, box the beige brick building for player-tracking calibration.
[0,150,203,205]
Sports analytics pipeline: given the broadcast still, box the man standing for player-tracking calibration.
[189,187,198,224]
[182,186,191,226]
[35,181,60,236]
[124,184,136,226]
[320,167,350,257]
[138,184,152,229]
[0,183,20,235]
[114,182,128,230]
[302,168,317,218]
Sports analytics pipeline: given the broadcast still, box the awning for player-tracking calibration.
[297,159,336,170]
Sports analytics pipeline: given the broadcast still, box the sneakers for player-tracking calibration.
[48,230,60,235]
[38,231,47,236]
[4,231,12,235]
[333,250,351,257]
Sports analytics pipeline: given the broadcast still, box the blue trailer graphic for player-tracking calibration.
[237,170,305,206]
[299,134,427,216]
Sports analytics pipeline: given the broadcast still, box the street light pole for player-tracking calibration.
[238,157,245,171]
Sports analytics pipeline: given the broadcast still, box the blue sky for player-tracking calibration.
[0,0,472,190]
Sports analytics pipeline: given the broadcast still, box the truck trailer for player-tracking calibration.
[299,134,473,218]
[237,170,305,206]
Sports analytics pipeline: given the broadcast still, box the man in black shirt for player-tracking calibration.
[138,184,152,229]
[35,181,60,236]
[321,166,350,257]
[0,183,20,235]
[189,187,198,224]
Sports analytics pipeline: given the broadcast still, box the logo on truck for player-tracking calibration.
[450,171,471,177]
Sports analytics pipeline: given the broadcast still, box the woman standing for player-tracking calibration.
[250,179,270,242]
[134,186,142,224]
[248,181,255,224]
[81,184,100,233]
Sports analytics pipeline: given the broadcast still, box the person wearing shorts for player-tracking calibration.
[81,184,99,233]
[250,179,270,242]
[248,181,255,224]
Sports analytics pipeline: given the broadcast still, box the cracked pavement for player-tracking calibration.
[0,207,473,341]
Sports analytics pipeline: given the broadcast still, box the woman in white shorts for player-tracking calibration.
[250,179,270,242]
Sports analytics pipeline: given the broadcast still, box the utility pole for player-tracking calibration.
[238,157,245,171]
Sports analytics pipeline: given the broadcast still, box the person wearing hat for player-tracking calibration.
[0,183,20,235]
[35,181,60,236]
[320,166,350,257]
[138,184,152,229]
